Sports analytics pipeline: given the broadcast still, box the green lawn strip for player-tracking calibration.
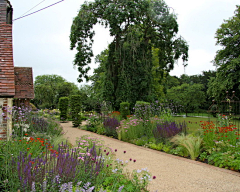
[173,116,217,134]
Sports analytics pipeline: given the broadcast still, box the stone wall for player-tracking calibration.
[0,97,12,140]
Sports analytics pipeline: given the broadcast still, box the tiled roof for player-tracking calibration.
[14,67,34,99]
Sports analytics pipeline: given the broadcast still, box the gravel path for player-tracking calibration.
[61,121,240,192]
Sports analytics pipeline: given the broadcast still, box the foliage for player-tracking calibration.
[33,74,80,109]
[103,117,120,138]
[147,142,164,151]
[166,83,206,116]
[58,97,69,121]
[85,114,102,133]
[134,101,151,120]
[171,133,202,160]
[70,95,82,127]
[153,121,187,142]
[207,5,240,101]
[90,49,108,102]
[120,102,130,119]
[177,71,216,110]
[70,0,188,109]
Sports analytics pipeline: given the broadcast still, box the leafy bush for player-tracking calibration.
[85,115,102,133]
[103,117,120,138]
[134,101,151,120]
[148,143,164,151]
[59,97,69,121]
[120,102,130,119]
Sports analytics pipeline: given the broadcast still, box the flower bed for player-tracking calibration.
[82,109,240,173]
[0,107,153,192]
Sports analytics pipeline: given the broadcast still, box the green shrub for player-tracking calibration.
[59,97,69,121]
[120,102,130,119]
[134,101,151,120]
[70,95,82,127]
[148,142,164,151]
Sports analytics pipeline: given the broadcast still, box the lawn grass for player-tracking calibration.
[173,116,218,134]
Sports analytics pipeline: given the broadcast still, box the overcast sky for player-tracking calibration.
[10,0,239,86]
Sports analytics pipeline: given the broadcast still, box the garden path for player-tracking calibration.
[61,121,240,192]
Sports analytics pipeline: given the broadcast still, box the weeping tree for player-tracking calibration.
[70,0,188,109]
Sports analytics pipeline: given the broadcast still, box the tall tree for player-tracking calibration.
[208,5,240,101]
[70,0,188,109]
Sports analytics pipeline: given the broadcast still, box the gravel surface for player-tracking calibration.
[61,121,240,192]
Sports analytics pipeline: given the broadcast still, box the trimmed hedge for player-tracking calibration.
[59,97,69,121]
[120,102,130,119]
[70,95,82,127]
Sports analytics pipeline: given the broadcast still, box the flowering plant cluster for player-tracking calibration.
[200,120,239,147]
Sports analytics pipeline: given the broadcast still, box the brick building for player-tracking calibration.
[0,0,34,140]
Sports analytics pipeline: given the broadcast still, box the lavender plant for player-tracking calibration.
[103,117,120,138]
[153,121,187,142]
[29,116,63,137]
[6,142,104,192]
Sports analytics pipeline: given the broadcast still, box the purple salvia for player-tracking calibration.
[31,182,36,192]
[67,182,73,192]
[42,180,47,192]
[60,183,68,192]
[83,182,91,189]
[118,185,124,192]
[86,186,95,192]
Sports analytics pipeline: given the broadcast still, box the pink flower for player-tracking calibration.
[78,157,84,161]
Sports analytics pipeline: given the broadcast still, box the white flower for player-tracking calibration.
[137,169,142,173]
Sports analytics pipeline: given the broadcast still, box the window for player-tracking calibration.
[6,3,13,24]
[0,98,3,125]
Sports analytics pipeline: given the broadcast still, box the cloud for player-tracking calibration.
[170,49,216,77]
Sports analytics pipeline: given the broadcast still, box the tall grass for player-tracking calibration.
[171,134,202,160]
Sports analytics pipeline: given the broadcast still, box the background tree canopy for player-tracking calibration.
[33,75,80,109]
[166,83,206,116]
[208,5,240,102]
[70,0,188,109]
